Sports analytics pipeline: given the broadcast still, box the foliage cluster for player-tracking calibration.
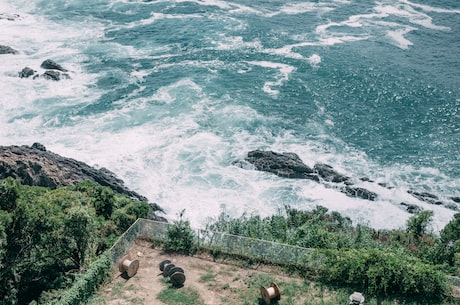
[204,205,460,301]
[44,252,111,305]
[0,178,151,305]
[164,210,197,255]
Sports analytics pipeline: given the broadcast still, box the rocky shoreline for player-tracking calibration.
[0,143,164,219]
[234,150,459,214]
[1,144,458,223]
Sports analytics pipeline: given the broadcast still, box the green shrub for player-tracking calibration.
[48,252,111,305]
[164,210,196,255]
[310,248,449,300]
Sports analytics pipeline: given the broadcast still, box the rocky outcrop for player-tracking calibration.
[237,150,458,209]
[237,150,377,201]
[18,59,71,80]
[243,150,318,180]
[0,143,164,216]
[40,59,68,72]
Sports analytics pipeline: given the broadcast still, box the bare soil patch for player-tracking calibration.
[93,239,338,305]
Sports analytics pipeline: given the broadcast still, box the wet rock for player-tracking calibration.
[42,70,61,81]
[377,182,394,189]
[245,150,318,180]
[0,13,20,21]
[342,186,377,201]
[19,67,37,78]
[0,45,18,54]
[450,197,460,203]
[400,202,422,214]
[408,190,443,205]
[42,70,71,81]
[313,163,352,184]
[40,59,68,72]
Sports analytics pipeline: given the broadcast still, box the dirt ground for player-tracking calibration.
[94,239,320,305]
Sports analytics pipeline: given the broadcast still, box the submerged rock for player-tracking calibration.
[0,13,20,21]
[408,190,443,205]
[341,186,377,201]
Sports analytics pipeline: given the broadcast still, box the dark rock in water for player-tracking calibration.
[341,186,377,201]
[313,163,351,184]
[377,182,394,189]
[245,150,318,180]
[40,59,68,72]
[41,70,71,81]
[0,45,18,54]
[0,13,20,21]
[19,67,37,78]
[242,150,379,201]
[408,190,443,205]
[400,202,422,214]
[0,143,160,210]
[42,70,61,81]
[450,197,460,203]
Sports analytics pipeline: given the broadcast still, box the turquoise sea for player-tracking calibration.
[1,0,459,231]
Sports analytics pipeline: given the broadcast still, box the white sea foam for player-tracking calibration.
[246,61,295,97]
[1,0,458,234]
[401,0,460,14]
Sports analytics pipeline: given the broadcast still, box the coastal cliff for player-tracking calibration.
[0,143,164,217]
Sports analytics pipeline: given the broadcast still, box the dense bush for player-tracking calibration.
[47,252,112,305]
[206,205,459,301]
[0,178,151,305]
[309,248,449,300]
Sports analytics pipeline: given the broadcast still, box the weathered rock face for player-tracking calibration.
[0,144,163,216]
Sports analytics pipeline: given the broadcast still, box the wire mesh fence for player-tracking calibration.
[108,218,313,267]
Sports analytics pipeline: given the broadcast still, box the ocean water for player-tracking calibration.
[1,0,458,232]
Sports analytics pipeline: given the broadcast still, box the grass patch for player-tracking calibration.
[200,271,216,282]
[157,286,205,305]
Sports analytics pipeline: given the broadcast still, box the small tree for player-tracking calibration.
[406,210,433,238]
[164,210,196,255]
[65,205,95,267]
[0,177,19,212]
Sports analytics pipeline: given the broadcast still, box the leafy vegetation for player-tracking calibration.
[0,177,151,305]
[204,205,460,302]
[164,209,197,255]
